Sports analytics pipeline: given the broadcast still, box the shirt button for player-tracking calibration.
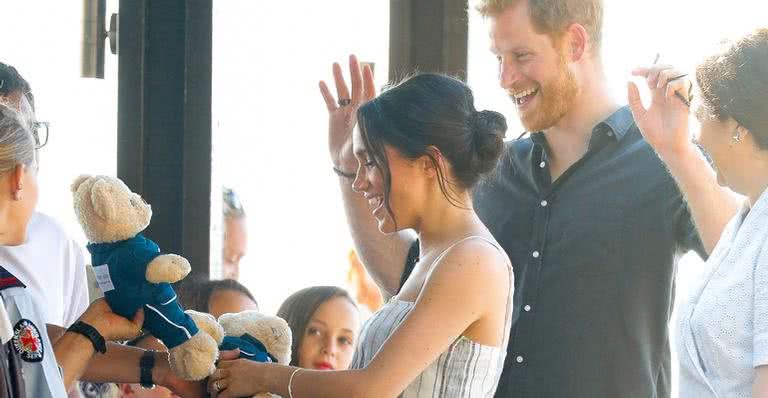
[539,161,546,168]
[524,305,532,312]
[540,200,548,207]
[532,251,540,258]
[516,356,524,363]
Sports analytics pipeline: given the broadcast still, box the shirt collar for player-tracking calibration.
[597,106,634,140]
[528,105,634,145]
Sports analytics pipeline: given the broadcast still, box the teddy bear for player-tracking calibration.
[218,311,292,398]
[71,175,224,381]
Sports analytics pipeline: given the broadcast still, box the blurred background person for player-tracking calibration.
[178,277,258,319]
[346,250,382,318]
[277,286,360,371]
[222,187,247,280]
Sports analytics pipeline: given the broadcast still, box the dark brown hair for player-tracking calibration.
[696,28,768,150]
[276,286,356,367]
[176,277,258,313]
[357,73,506,226]
[476,0,603,51]
[0,62,35,111]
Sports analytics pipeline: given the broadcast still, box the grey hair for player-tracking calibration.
[0,103,36,175]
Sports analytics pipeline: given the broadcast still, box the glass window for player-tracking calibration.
[212,1,389,313]
[3,0,119,244]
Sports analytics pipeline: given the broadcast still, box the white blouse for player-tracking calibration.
[677,188,768,397]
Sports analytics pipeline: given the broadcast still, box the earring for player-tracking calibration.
[731,123,748,145]
[731,130,742,144]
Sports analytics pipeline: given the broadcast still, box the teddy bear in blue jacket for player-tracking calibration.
[217,310,292,398]
[72,175,224,381]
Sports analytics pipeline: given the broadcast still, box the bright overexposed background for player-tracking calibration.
[1,1,120,242]
[211,0,390,313]
[1,0,767,392]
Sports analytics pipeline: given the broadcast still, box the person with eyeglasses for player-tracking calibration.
[0,62,91,342]
[0,101,149,397]
[0,62,206,397]
[222,188,247,280]
[629,28,768,397]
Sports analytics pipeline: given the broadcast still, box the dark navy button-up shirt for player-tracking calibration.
[403,106,705,398]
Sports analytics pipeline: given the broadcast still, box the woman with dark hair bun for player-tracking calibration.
[629,28,768,397]
[276,286,360,371]
[209,56,514,398]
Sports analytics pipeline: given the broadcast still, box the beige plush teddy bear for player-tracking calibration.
[71,175,224,380]
[218,311,292,398]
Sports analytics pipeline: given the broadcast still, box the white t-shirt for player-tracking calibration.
[0,212,89,327]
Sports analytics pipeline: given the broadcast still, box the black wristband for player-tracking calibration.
[333,165,356,179]
[139,350,156,389]
[67,321,107,354]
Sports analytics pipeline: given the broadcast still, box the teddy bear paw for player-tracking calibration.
[168,332,219,381]
[146,254,192,284]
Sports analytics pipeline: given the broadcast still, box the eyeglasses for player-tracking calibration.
[31,120,48,149]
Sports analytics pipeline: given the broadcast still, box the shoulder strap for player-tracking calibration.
[431,235,502,265]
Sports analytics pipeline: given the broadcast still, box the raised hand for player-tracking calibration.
[628,64,694,159]
[319,54,377,172]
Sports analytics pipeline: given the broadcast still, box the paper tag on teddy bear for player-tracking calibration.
[92,264,116,293]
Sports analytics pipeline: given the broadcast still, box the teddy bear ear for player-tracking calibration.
[91,178,118,221]
[71,174,92,193]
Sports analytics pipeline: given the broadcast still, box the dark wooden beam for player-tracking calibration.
[117,0,213,278]
[389,0,469,81]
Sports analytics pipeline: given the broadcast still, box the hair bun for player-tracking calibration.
[469,110,507,139]
[468,110,507,169]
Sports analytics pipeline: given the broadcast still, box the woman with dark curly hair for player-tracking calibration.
[629,28,768,397]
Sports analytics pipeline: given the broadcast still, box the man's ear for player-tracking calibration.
[564,23,588,62]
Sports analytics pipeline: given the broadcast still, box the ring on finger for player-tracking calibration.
[338,98,352,106]
[215,380,223,392]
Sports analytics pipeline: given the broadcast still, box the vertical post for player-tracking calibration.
[389,0,469,81]
[117,0,213,278]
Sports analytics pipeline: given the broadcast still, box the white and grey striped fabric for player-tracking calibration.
[351,236,514,397]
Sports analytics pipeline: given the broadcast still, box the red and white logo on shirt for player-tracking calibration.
[12,319,44,363]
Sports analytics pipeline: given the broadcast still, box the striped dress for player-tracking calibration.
[351,236,514,397]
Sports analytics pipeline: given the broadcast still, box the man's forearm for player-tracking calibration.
[661,144,742,253]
